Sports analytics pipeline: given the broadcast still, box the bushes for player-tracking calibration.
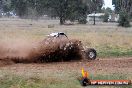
[118,11,131,27]
[78,15,87,24]
[103,13,109,22]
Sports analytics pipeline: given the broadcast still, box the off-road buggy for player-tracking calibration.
[43,32,97,61]
[0,32,97,63]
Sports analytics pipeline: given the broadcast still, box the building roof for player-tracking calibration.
[88,13,105,17]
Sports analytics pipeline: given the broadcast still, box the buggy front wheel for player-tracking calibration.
[85,48,97,60]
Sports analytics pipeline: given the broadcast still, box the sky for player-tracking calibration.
[103,0,114,10]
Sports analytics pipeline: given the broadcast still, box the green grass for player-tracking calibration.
[0,73,131,88]
[97,48,132,58]
[94,44,132,57]
[90,74,129,80]
[0,75,81,88]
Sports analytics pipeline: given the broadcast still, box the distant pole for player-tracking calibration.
[93,11,96,25]
[0,0,2,17]
[93,0,97,25]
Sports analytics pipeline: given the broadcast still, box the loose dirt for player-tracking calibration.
[0,37,83,65]
[0,58,132,76]
[0,37,131,76]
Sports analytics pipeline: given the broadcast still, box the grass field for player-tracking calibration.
[0,72,131,88]
[0,18,132,57]
[0,60,132,88]
[0,64,131,88]
[0,18,132,88]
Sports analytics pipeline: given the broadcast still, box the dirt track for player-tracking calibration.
[0,58,132,76]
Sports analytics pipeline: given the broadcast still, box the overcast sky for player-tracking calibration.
[103,0,114,10]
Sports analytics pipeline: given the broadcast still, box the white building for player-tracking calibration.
[87,13,105,22]
[108,13,119,22]
[87,13,119,22]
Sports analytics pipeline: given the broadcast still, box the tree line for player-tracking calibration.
[112,0,132,27]
[0,0,132,26]
[112,0,132,16]
[0,0,103,24]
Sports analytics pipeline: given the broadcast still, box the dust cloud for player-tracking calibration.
[0,37,83,66]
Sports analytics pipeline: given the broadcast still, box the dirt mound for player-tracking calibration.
[0,37,84,64]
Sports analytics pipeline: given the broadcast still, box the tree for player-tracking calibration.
[75,0,88,24]
[0,0,14,17]
[3,0,104,24]
[112,0,131,27]
[0,0,2,17]
[91,0,104,25]
[11,0,28,18]
[105,7,113,14]
[103,13,109,22]
[101,7,113,22]
[46,0,89,24]
[118,11,130,27]
[2,0,12,12]
[112,0,132,16]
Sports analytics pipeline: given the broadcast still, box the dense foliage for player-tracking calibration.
[112,0,131,27]
[112,0,132,16]
[0,0,104,24]
[118,11,130,27]
[103,13,109,22]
